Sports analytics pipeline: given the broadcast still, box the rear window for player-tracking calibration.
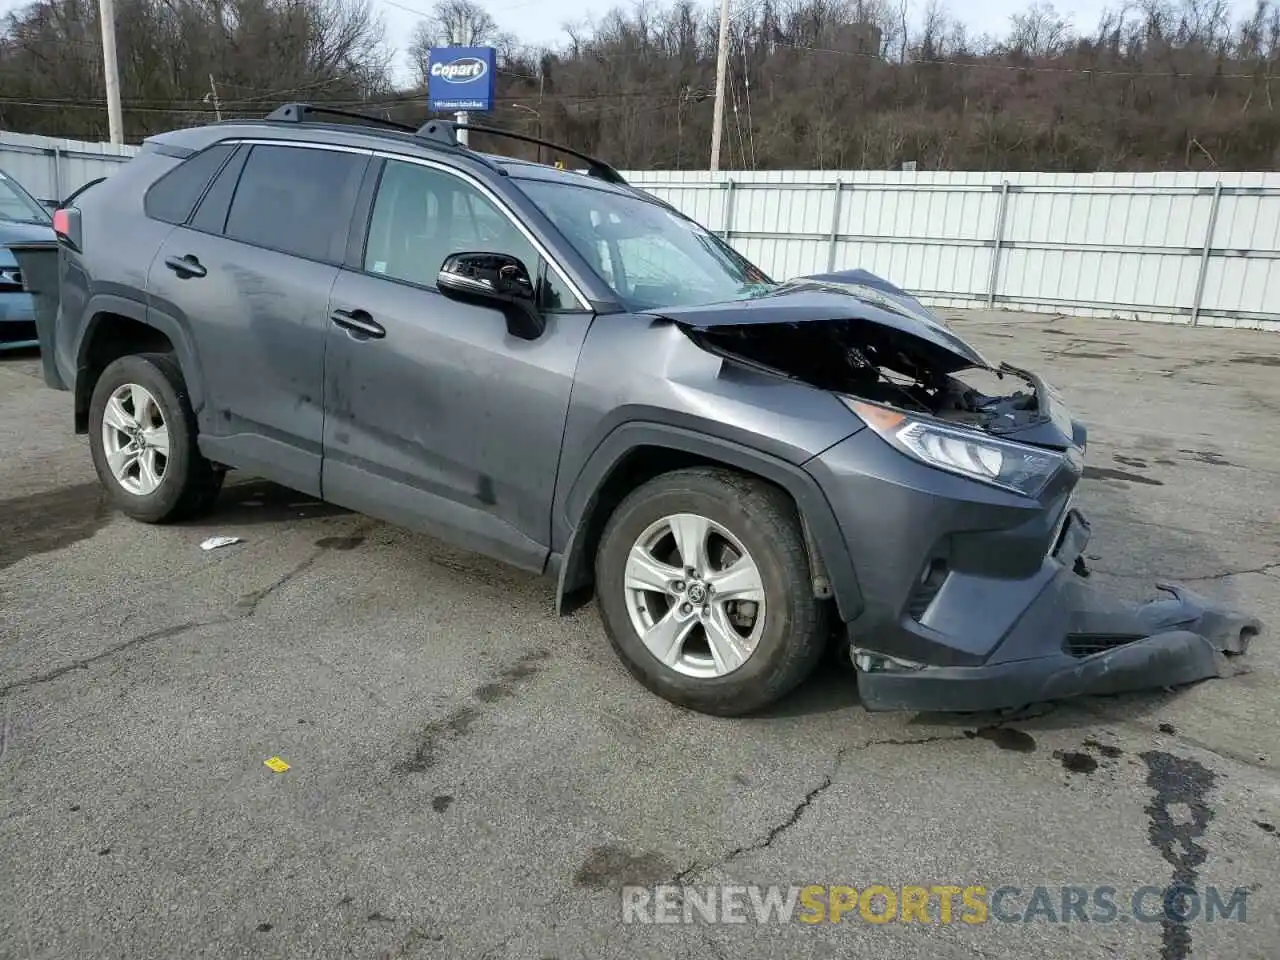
[144,144,236,225]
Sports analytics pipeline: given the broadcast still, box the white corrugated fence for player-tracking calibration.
[2,130,1276,330]
[619,169,1280,331]
[0,130,136,204]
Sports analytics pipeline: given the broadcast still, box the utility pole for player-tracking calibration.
[98,0,123,144]
[454,24,472,147]
[205,75,223,122]
[709,0,731,171]
[537,61,545,165]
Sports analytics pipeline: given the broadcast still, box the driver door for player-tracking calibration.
[321,158,592,571]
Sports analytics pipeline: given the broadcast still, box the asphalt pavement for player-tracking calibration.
[2,310,1278,960]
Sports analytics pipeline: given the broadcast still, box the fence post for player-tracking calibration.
[720,177,736,240]
[986,179,1010,308]
[1190,181,1223,327]
[51,146,62,204]
[826,179,845,272]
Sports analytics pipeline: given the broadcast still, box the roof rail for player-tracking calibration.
[261,103,628,185]
[415,118,629,185]
[265,103,417,134]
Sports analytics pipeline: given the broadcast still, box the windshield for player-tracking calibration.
[0,170,52,224]
[517,177,774,311]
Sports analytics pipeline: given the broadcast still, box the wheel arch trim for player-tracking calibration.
[74,294,204,430]
[554,421,864,621]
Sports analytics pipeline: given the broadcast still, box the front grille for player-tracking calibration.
[1064,634,1144,658]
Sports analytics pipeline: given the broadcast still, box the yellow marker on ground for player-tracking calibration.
[264,756,290,773]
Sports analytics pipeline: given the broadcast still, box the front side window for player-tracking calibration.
[223,144,365,262]
[516,177,773,311]
[0,170,52,224]
[362,160,576,310]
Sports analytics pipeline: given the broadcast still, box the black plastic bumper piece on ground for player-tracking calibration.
[855,581,1263,714]
[5,240,65,389]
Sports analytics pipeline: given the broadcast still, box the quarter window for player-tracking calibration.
[143,143,236,225]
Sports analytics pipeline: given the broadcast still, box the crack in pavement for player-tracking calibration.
[234,553,322,617]
[1090,561,1280,582]
[0,620,211,698]
[672,733,971,882]
[0,524,376,700]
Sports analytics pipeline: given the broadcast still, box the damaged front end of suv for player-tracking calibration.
[664,269,1261,713]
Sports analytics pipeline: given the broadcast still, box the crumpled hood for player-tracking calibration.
[645,268,992,374]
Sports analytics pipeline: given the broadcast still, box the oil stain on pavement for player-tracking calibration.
[395,650,552,774]
[315,535,365,551]
[1140,750,1218,960]
[574,845,674,890]
[965,727,1037,752]
[1054,750,1099,774]
[1082,466,1165,486]
[0,481,112,572]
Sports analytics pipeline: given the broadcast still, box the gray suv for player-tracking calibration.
[38,104,1259,716]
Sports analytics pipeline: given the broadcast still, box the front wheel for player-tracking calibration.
[88,352,223,523]
[594,467,828,716]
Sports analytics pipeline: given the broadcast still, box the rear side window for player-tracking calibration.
[189,146,248,235]
[144,143,236,225]
[223,144,365,263]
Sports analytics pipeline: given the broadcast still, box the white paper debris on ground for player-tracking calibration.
[200,536,244,551]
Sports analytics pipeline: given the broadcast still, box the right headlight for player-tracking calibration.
[842,398,1065,498]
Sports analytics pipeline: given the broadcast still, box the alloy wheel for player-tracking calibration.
[622,512,767,678]
[100,382,170,496]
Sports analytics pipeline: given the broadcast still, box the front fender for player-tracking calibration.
[553,421,865,622]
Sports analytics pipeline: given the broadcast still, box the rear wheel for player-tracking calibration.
[594,467,827,716]
[88,352,223,523]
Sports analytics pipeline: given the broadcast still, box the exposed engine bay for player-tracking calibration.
[644,268,1262,713]
[682,316,1045,436]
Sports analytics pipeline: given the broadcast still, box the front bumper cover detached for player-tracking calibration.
[855,511,1263,713]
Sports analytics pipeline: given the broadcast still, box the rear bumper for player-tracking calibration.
[4,241,64,385]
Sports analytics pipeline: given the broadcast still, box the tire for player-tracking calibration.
[88,351,222,523]
[594,467,828,716]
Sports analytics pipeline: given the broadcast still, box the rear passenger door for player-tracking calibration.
[148,142,368,497]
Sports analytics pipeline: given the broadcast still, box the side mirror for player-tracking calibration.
[437,251,545,340]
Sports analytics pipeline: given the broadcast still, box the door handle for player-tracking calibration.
[164,254,206,278]
[330,308,385,340]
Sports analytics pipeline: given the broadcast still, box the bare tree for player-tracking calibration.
[407,0,514,87]
[5,0,1280,170]
[1006,1,1073,56]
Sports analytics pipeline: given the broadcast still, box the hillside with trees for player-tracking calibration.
[4,0,1280,170]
